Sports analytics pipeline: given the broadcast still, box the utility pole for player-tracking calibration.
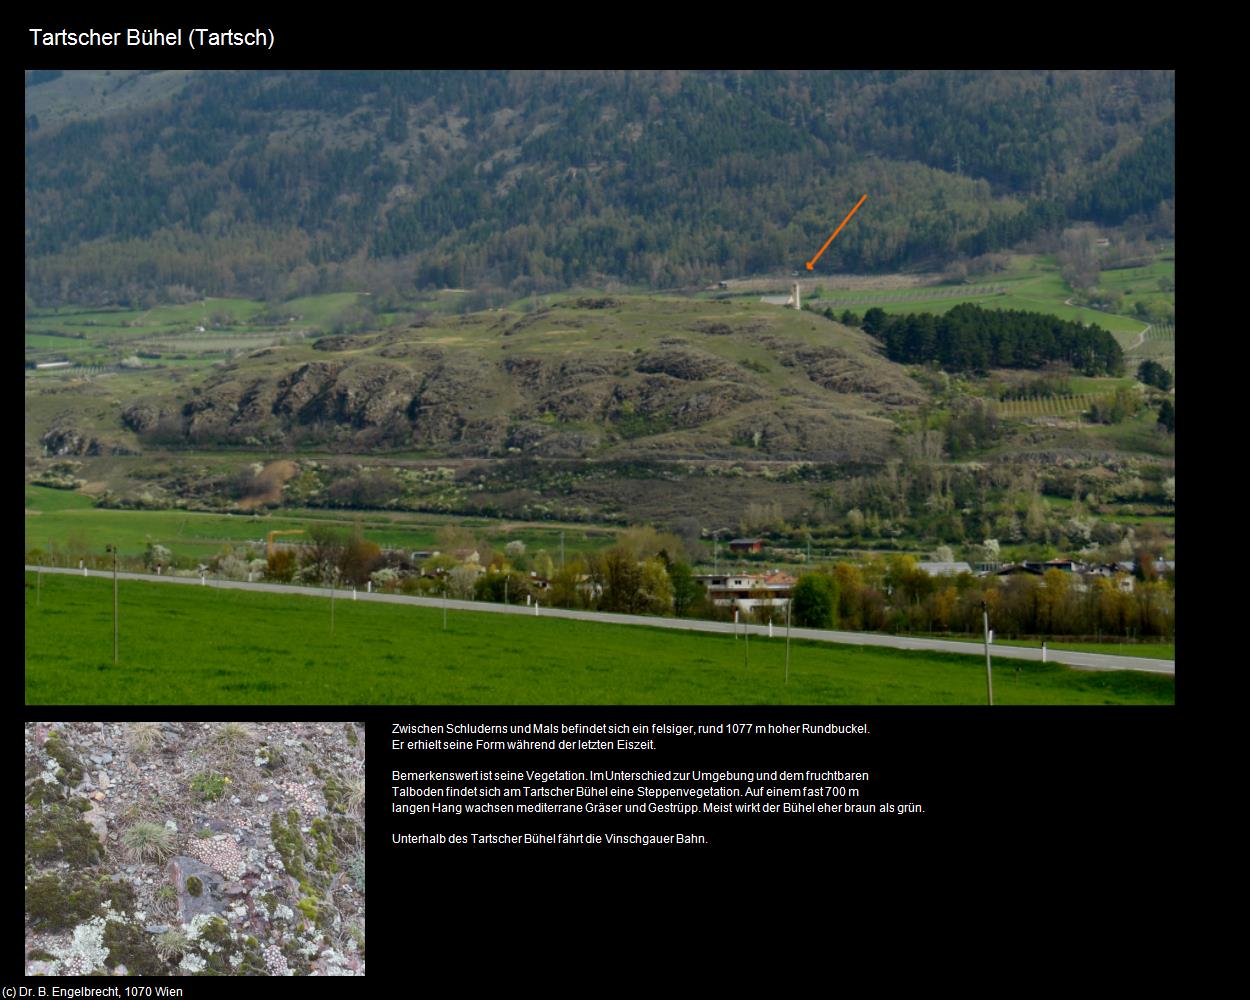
[982,601,993,706]
[106,544,119,665]
[785,597,792,684]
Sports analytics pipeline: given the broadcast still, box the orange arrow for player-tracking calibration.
[806,194,869,270]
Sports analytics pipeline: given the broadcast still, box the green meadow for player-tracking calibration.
[25,486,617,565]
[25,573,1175,706]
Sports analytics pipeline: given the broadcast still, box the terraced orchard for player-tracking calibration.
[23,721,365,977]
[994,394,1100,419]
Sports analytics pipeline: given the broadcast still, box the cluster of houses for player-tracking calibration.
[919,558,1174,593]
[687,552,1176,619]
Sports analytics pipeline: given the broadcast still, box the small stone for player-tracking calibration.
[224,883,248,896]
[165,820,178,832]
[92,790,105,801]
[231,796,241,805]
[101,751,113,764]
[257,794,268,803]
[90,754,104,764]
[145,924,171,934]
[98,771,110,789]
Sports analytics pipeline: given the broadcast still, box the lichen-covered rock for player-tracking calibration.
[82,800,110,847]
[25,872,135,930]
[169,857,229,922]
[51,916,112,976]
[25,800,103,865]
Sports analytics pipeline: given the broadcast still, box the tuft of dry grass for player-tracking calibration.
[154,928,188,961]
[214,722,257,751]
[344,776,365,818]
[126,722,163,755]
[121,821,174,862]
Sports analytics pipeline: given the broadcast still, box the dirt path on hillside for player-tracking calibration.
[238,460,299,510]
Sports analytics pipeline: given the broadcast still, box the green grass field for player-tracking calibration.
[23,573,1174,706]
[24,485,618,564]
[801,253,1159,336]
[24,293,370,365]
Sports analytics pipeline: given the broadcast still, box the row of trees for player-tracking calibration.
[286,522,1174,640]
[33,521,1171,642]
[785,557,1173,639]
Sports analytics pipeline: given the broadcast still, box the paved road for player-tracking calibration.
[26,566,1174,676]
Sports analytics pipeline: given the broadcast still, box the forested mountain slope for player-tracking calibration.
[25,70,1174,306]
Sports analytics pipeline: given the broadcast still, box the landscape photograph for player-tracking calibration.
[24,69,1175,705]
[23,721,365,977]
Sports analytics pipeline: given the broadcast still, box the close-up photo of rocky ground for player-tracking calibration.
[24,721,365,976]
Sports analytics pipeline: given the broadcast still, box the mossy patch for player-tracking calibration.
[28,948,56,961]
[269,809,356,930]
[280,938,313,976]
[310,819,339,874]
[256,744,284,770]
[321,773,350,814]
[270,809,310,886]
[44,730,86,786]
[296,895,323,927]
[186,875,203,897]
[25,800,104,865]
[191,917,268,975]
[25,872,135,930]
[25,773,64,807]
[103,920,165,976]
[344,723,358,746]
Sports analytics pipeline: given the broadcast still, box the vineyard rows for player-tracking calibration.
[139,333,292,353]
[994,393,1098,418]
[814,284,1006,306]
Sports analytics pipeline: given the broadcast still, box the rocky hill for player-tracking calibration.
[39,297,922,465]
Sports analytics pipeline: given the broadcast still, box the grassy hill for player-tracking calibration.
[27,294,923,464]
